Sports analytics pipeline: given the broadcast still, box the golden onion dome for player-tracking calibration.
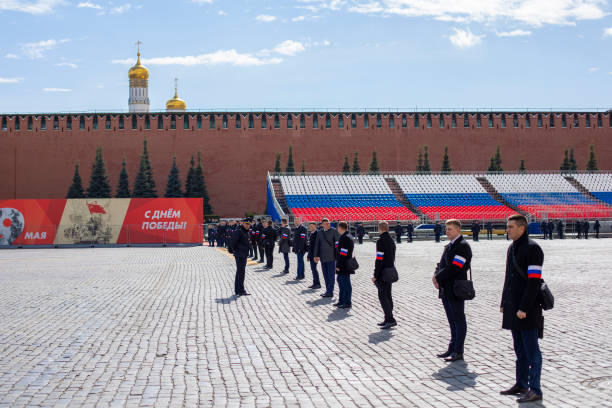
[166,80,187,110]
[128,52,149,80]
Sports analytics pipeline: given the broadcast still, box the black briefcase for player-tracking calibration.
[452,268,475,300]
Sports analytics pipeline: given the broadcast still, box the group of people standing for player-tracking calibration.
[226,214,547,403]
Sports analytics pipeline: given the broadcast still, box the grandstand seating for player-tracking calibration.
[573,173,612,206]
[395,174,516,220]
[280,175,418,221]
[485,174,612,219]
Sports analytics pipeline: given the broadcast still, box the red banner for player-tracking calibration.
[0,198,203,246]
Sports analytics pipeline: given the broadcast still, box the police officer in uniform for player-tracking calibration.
[230,219,252,296]
[372,221,397,329]
[434,221,442,242]
[500,214,544,403]
[406,222,414,243]
[594,219,601,238]
[263,220,277,269]
[433,219,472,362]
[278,219,292,274]
[356,223,365,245]
[334,221,355,308]
[292,219,307,280]
[306,222,321,289]
[394,222,403,244]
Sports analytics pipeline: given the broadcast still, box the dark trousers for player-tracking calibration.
[208,238,215,247]
[376,281,395,323]
[258,244,265,262]
[234,256,247,294]
[282,252,290,271]
[585,230,589,239]
[473,232,479,241]
[265,245,274,268]
[217,237,224,247]
[295,252,305,278]
[321,261,336,295]
[337,274,352,305]
[435,233,441,242]
[396,235,401,243]
[548,231,553,240]
[357,235,363,244]
[248,243,254,257]
[595,229,600,238]
[442,297,466,354]
[511,328,542,396]
[309,258,320,285]
[407,232,413,242]
[487,230,493,240]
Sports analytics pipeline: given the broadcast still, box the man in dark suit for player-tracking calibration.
[207,225,216,247]
[583,219,590,239]
[372,221,397,329]
[262,220,277,269]
[394,222,403,243]
[334,221,355,308]
[547,220,554,240]
[486,222,494,240]
[356,223,365,245]
[230,219,252,296]
[406,222,414,243]
[557,219,564,239]
[278,219,292,274]
[575,220,582,239]
[434,222,442,242]
[539,220,547,240]
[306,222,321,289]
[433,219,472,362]
[314,218,340,298]
[471,221,481,241]
[500,214,544,403]
[594,219,601,238]
[292,218,307,279]
[255,219,265,263]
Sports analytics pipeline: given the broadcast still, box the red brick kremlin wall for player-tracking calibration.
[1,112,611,217]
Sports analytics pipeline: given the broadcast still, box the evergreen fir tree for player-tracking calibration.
[67,163,85,198]
[369,150,380,174]
[416,148,423,173]
[560,149,570,172]
[494,146,503,172]
[184,156,195,197]
[441,146,451,173]
[487,157,497,173]
[285,146,295,173]
[342,155,350,173]
[586,145,598,172]
[133,139,157,197]
[164,156,183,198]
[519,159,526,173]
[352,152,361,174]
[569,148,577,171]
[422,146,431,173]
[191,152,213,215]
[87,146,111,198]
[115,158,131,198]
[274,153,282,174]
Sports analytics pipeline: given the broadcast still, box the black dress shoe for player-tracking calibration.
[436,350,452,359]
[311,284,321,289]
[517,391,542,403]
[321,293,333,298]
[333,302,342,306]
[339,304,352,309]
[377,321,387,326]
[238,292,251,296]
[381,321,397,329]
[500,385,528,395]
[444,353,464,362]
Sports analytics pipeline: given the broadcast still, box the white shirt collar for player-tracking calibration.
[450,234,462,244]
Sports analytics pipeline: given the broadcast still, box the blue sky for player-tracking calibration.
[1,0,611,113]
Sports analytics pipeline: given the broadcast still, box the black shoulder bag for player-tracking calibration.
[380,266,398,283]
[452,267,475,300]
[511,255,554,311]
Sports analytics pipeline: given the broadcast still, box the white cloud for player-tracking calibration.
[43,87,71,92]
[192,0,213,3]
[449,27,483,48]
[0,0,66,14]
[0,77,24,83]
[604,27,612,37]
[588,67,599,72]
[113,49,283,67]
[20,38,70,59]
[110,3,131,13]
[55,62,78,68]
[343,0,607,27]
[256,14,277,22]
[296,0,346,13]
[496,29,532,37]
[292,15,306,21]
[5,53,20,59]
[273,40,306,55]
[218,9,227,15]
[77,1,101,9]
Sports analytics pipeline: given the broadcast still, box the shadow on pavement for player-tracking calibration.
[368,330,394,344]
[432,361,479,390]
[215,295,239,304]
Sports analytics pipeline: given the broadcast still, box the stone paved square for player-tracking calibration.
[1,238,611,407]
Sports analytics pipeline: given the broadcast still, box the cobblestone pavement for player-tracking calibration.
[1,238,611,407]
